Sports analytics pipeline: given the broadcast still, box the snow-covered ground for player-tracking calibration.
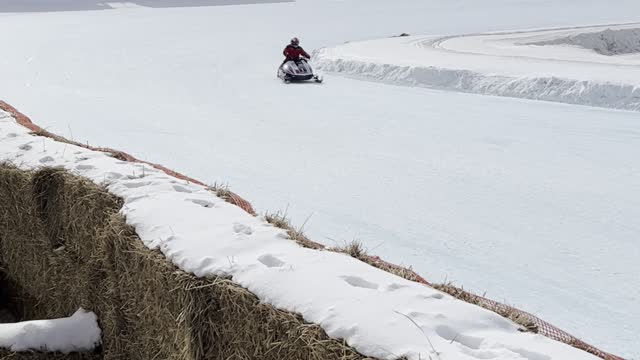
[316,23,640,110]
[0,110,605,360]
[0,0,639,358]
[0,308,100,353]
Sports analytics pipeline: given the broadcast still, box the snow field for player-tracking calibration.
[1,1,639,358]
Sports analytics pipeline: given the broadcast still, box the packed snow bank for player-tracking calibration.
[529,28,640,56]
[0,110,603,360]
[0,308,100,353]
[315,24,640,111]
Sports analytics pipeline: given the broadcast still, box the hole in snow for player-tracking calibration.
[528,28,640,55]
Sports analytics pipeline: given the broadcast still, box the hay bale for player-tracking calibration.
[0,165,378,360]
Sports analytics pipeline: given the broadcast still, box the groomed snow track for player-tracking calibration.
[315,23,640,111]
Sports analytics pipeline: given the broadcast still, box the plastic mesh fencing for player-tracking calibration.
[434,285,624,360]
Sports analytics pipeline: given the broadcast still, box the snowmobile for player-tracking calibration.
[277,58,323,83]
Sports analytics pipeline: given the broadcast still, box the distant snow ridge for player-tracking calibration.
[315,55,640,111]
[529,28,640,55]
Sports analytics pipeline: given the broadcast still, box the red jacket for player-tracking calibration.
[283,44,310,60]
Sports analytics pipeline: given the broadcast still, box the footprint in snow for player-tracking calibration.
[341,275,379,290]
[199,257,216,268]
[122,181,151,189]
[127,195,149,203]
[508,348,551,360]
[435,325,484,350]
[173,185,192,193]
[384,283,409,292]
[76,164,95,171]
[417,292,444,300]
[188,199,215,208]
[233,223,253,236]
[258,254,285,268]
[105,172,123,180]
[406,311,446,321]
[19,144,32,151]
[39,156,55,164]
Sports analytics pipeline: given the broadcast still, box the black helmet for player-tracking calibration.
[291,37,300,45]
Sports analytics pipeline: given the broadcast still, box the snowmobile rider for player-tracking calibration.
[282,37,310,65]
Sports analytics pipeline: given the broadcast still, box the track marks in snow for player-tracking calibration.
[19,143,32,151]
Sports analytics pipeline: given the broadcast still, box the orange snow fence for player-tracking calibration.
[0,101,625,360]
[434,285,625,360]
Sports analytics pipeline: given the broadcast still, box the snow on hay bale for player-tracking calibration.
[0,308,101,353]
[0,165,376,360]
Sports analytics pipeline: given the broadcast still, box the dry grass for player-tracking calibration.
[432,283,538,333]
[0,165,382,360]
[264,211,324,250]
[264,212,424,284]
